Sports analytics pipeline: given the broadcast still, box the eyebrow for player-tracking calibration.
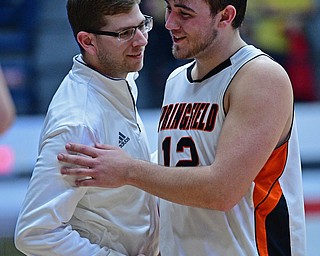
[109,17,145,32]
[164,0,197,14]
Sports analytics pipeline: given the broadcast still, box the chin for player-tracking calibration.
[173,47,194,60]
[172,50,187,60]
[134,63,144,72]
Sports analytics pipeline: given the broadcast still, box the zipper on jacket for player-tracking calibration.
[126,82,141,133]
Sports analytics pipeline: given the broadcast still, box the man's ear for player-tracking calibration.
[217,5,236,28]
[77,31,97,55]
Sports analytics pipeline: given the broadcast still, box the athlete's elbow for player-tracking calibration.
[218,200,238,212]
[205,191,240,211]
[206,199,236,211]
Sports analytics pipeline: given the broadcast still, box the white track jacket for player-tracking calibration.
[15,55,159,256]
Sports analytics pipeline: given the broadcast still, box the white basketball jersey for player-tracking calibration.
[158,45,306,256]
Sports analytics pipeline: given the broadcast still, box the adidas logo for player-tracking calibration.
[119,132,130,148]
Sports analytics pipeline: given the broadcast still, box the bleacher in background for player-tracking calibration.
[0,0,38,115]
[33,1,78,114]
[0,1,79,115]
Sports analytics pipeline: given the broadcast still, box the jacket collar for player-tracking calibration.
[72,54,139,104]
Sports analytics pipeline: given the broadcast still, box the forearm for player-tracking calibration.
[59,138,269,212]
[127,159,231,211]
[59,143,244,211]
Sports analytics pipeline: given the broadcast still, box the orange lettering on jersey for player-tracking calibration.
[158,103,219,132]
[179,103,192,130]
[170,103,187,129]
[204,104,219,132]
[159,104,173,131]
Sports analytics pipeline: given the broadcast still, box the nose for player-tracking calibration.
[132,29,148,47]
[165,12,180,31]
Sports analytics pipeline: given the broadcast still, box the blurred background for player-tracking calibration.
[0,0,319,255]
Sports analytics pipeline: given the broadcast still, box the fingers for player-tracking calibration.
[61,167,100,187]
[64,143,118,156]
[65,143,99,157]
[57,153,94,168]
[61,166,93,177]
[75,177,99,187]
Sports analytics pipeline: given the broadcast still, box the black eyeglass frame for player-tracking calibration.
[86,15,153,41]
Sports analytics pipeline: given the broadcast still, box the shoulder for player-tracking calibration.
[243,55,290,81]
[232,55,292,100]
[225,55,293,118]
[244,55,290,83]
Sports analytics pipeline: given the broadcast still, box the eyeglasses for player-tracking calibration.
[87,15,153,42]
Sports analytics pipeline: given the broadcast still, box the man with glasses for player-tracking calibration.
[14,1,158,255]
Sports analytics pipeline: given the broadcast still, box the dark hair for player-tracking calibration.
[204,0,247,28]
[67,0,141,39]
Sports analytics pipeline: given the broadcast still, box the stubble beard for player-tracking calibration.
[172,28,218,60]
[97,48,143,78]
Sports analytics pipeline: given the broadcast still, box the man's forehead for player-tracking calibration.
[102,12,144,30]
[166,0,203,12]
[167,0,199,8]
[166,0,195,5]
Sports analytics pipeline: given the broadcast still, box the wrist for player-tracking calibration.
[126,159,145,186]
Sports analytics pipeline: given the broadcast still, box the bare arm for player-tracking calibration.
[58,57,293,211]
[0,68,15,134]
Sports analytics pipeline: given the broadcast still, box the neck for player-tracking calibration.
[192,33,246,81]
[81,53,128,79]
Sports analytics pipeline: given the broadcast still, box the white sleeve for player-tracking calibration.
[150,150,158,164]
[14,125,126,256]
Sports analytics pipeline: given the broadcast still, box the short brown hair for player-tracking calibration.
[67,0,141,39]
[204,0,247,28]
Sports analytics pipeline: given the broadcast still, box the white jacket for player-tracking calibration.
[15,55,159,256]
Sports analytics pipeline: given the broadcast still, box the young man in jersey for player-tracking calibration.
[58,0,307,255]
[14,1,159,255]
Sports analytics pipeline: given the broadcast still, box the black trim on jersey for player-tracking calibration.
[187,58,232,83]
[265,194,291,256]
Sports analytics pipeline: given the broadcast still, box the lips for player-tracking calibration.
[171,34,186,43]
[128,52,143,58]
